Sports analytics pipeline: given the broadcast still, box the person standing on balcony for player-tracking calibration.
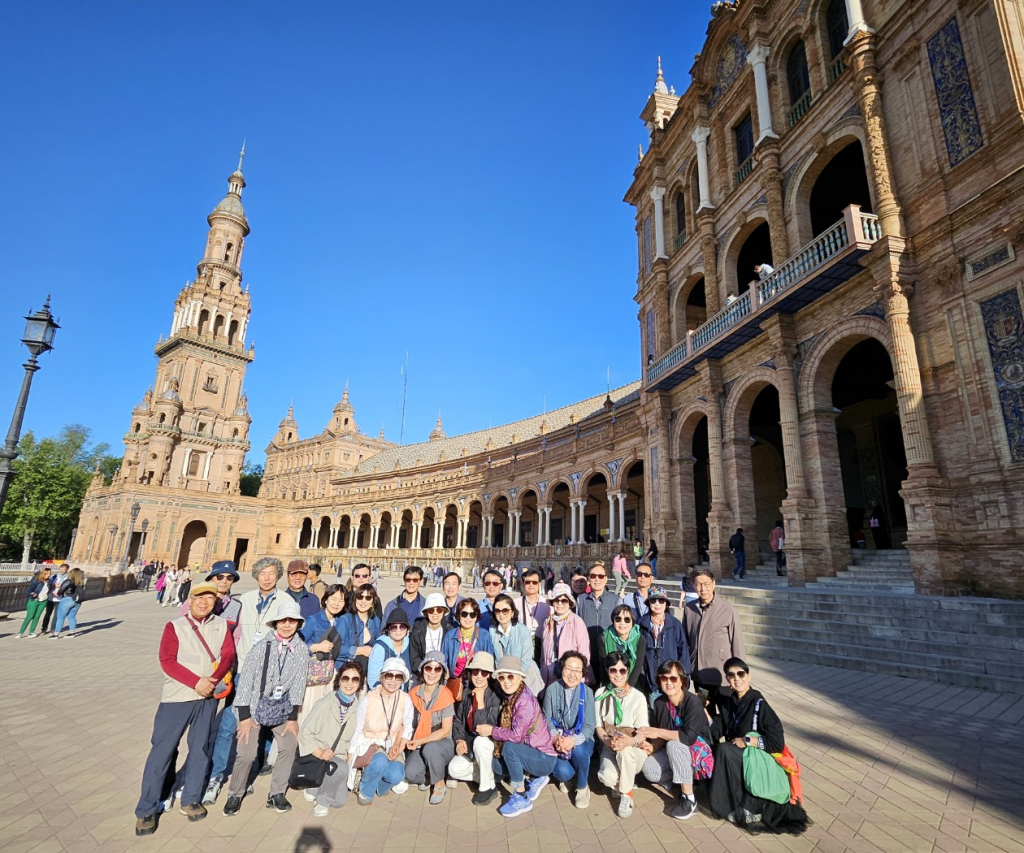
[769,521,786,577]
[754,262,774,279]
[729,528,746,581]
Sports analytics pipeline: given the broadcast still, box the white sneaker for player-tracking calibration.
[303,790,317,802]
[202,778,222,805]
[313,804,330,817]
[617,794,634,818]
[391,781,409,795]
[575,787,591,809]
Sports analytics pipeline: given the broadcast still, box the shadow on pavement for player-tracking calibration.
[294,826,332,852]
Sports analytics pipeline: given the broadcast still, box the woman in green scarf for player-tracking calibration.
[600,605,647,688]
[594,652,650,819]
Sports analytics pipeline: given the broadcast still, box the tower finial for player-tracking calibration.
[237,140,246,173]
[654,56,669,94]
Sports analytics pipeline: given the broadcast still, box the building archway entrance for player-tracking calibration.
[356,513,371,549]
[177,520,208,568]
[549,483,571,545]
[316,516,331,548]
[468,501,483,548]
[298,517,313,549]
[583,474,608,543]
[692,417,711,564]
[493,497,510,547]
[749,387,787,561]
[623,462,645,543]
[421,508,436,548]
[809,140,872,236]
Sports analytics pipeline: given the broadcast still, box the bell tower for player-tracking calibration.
[121,149,256,493]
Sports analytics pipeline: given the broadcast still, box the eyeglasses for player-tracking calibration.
[389,624,409,632]
[468,669,490,678]
[425,607,446,614]
[423,664,443,674]
[495,673,519,681]
[726,670,748,679]
[494,607,512,615]
[636,572,652,578]
[459,611,478,619]
[357,594,374,601]
[694,581,714,589]
[658,674,682,684]
[339,675,361,684]
[552,598,571,605]
[524,579,540,585]
[613,616,633,623]
[483,580,502,587]
[353,573,370,580]
[382,673,404,681]
[213,574,233,581]
[562,667,584,676]
[405,577,422,583]
[588,573,606,580]
[607,666,628,675]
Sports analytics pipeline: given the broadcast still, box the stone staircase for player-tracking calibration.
[717,583,1024,694]
[812,549,915,594]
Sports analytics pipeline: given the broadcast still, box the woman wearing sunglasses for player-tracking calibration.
[447,651,503,804]
[636,660,711,821]
[410,593,451,673]
[488,593,544,694]
[339,583,382,670]
[405,652,457,804]
[594,651,650,818]
[367,608,413,689]
[540,583,591,686]
[600,605,647,687]
[542,650,596,809]
[296,661,366,816]
[707,657,808,834]
[441,597,494,697]
[475,656,557,818]
[638,587,690,698]
[350,657,414,805]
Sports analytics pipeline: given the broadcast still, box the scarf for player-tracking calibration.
[493,681,526,758]
[603,625,641,672]
[410,683,455,741]
[595,683,631,726]
[453,626,477,678]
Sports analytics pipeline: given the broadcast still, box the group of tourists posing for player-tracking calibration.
[134,558,808,837]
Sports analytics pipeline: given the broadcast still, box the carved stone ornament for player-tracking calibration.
[932,259,962,291]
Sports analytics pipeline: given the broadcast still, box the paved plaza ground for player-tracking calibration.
[1,575,1023,853]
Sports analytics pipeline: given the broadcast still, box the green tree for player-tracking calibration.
[239,461,263,497]
[0,425,107,560]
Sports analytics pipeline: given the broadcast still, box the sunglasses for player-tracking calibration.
[658,674,682,684]
[613,616,633,623]
[650,598,668,604]
[405,577,422,583]
[459,611,478,619]
[607,666,628,675]
[588,574,606,580]
[276,617,299,624]
[726,670,748,679]
[468,669,491,678]
[357,594,374,601]
[636,572,652,578]
[483,581,502,587]
[524,579,540,585]
[425,607,446,614]
[495,673,519,681]
[213,574,233,581]
[552,598,571,605]
[494,607,512,615]
[382,673,404,681]
[389,624,409,631]
[423,664,443,674]
[339,675,361,684]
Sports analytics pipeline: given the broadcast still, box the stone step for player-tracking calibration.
[727,596,1024,626]
[719,585,1024,615]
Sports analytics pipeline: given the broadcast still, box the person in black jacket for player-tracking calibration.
[445,651,502,805]
[728,528,746,580]
[410,593,452,673]
[707,658,808,834]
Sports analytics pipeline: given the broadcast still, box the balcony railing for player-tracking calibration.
[646,205,881,388]
[735,156,755,185]
[828,56,846,83]
[673,231,688,252]
[787,90,812,127]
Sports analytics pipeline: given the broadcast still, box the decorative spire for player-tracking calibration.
[429,411,446,442]
[654,56,669,94]
[236,139,246,174]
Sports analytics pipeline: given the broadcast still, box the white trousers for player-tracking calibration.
[447,736,496,791]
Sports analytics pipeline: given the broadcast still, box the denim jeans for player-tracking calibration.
[732,550,746,578]
[52,598,81,634]
[208,698,237,781]
[492,742,556,788]
[551,738,595,789]
[359,751,405,799]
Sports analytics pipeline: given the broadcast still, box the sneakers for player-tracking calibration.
[66,632,77,638]
[417,783,429,791]
[617,792,634,818]
[266,794,292,813]
[202,778,222,805]
[472,787,498,806]
[575,787,591,809]
[557,781,570,794]
[445,778,458,789]
[303,790,317,802]
[313,804,330,817]
[525,775,550,802]
[498,792,533,818]
[223,796,243,816]
[179,802,207,822]
[671,795,698,820]
[391,780,409,795]
[14,634,23,639]
[135,814,157,836]
[357,792,373,806]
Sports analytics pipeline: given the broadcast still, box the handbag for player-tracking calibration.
[771,745,803,805]
[185,616,233,700]
[446,676,464,702]
[740,699,790,804]
[289,727,345,788]
[253,643,293,727]
[307,657,336,687]
[689,735,715,780]
[353,744,382,769]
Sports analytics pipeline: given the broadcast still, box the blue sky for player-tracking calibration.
[0,1,708,459]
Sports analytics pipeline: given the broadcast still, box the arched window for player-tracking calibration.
[197,309,210,335]
[225,242,234,262]
[675,192,686,238]
[159,413,166,424]
[787,41,811,104]
[826,0,849,60]
[134,423,140,433]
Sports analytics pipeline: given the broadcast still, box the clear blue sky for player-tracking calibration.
[0,1,707,460]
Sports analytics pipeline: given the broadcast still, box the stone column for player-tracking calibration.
[617,492,627,541]
[844,0,872,41]
[569,501,579,544]
[747,44,777,143]
[691,126,714,210]
[698,361,734,573]
[759,141,789,263]
[848,33,904,237]
[435,519,444,549]
[295,527,302,549]
[802,408,850,579]
[697,212,721,316]
[182,448,192,477]
[349,526,358,549]
[329,525,337,548]
[483,514,493,547]
[412,520,421,550]
[370,524,379,549]
[650,186,668,259]
[511,511,522,547]
[607,495,617,543]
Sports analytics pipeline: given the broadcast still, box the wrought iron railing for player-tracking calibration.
[828,56,846,83]
[735,156,755,185]
[787,91,813,127]
[673,232,688,252]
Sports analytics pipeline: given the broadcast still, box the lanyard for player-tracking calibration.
[256,591,276,616]
[381,691,400,735]
[276,641,291,677]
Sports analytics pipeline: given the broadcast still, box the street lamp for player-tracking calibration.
[0,298,60,521]
[121,501,142,567]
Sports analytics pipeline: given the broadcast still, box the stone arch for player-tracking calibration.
[674,403,714,566]
[298,516,314,549]
[671,272,709,342]
[720,216,772,299]
[177,519,208,567]
[316,515,332,548]
[723,366,782,440]
[486,490,514,513]
[798,315,893,407]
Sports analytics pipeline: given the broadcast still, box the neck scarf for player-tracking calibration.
[453,626,477,677]
[595,683,631,726]
[603,625,641,671]
[494,682,526,758]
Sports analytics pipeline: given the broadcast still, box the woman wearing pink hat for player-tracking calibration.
[540,583,591,686]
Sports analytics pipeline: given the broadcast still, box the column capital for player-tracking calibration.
[691,125,711,145]
[649,185,667,202]
[746,43,770,65]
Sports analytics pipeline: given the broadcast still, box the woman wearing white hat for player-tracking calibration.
[410,593,451,673]
[405,651,457,804]
[223,600,311,816]
[447,651,503,805]
[540,583,591,686]
[350,657,414,805]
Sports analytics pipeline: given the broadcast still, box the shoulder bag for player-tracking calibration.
[186,617,233,700]
[253,643,293,727]
[289,725,345,789]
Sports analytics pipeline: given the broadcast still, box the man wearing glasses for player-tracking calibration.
[347,563,372,593]
[576,561,616,652]
[682,568,745,714]
[477,569,505,630]
[382,565,427,625]
[626,562,655,620]
[514,568,550,661]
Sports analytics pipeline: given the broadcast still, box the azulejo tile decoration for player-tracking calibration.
[980,289,1024,462]
[707,34,748,110]
[927,17,984,167]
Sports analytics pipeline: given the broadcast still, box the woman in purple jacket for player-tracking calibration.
[474,655,556,818]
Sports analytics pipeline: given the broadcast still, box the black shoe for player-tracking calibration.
[472,787,498,806]
[135,814,158,836]
[267,793,292,813]
[223,796,243,816]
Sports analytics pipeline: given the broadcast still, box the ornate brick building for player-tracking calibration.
[75,0,1024,597]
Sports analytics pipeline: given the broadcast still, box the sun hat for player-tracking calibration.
[493,655,526,677]
[423,593,446,611]
[206,560,239,581]
[467,651,495,673]
[286,559,309,575]
[647,585,670,602]
[547,582,574,602]
[419,650,449,679]
[380,657,410,682]
[266,600,306,629]
[189,581,220,598]
[384,607,410,629]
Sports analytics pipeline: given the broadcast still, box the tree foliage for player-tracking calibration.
[239,461,263,498]
[0,424,108,560]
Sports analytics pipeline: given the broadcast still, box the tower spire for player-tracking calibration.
[654,56,669,94]
[236,140,246,174]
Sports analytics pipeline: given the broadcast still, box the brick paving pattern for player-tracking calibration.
[1,578,1023,852]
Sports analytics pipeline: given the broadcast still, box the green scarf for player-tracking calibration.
[603,625,641,672]
[595,684,631,726]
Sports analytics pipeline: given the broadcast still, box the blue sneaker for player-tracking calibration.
[499,792,533,818]
[525,775,550,802]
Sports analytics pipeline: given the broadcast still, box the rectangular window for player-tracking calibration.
[734,114,754,166]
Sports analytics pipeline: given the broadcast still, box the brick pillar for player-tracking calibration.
[647,393,681,572]
[696,211,721,315]
[801,409,849,579]
[759,141,790,263]
[699,361,733,575]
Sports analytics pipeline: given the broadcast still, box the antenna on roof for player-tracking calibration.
[607,366,611,395]
[399,352,409,445]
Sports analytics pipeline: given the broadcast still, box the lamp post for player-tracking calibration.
[0,298,60,521]
[139,519,149,561]
[121,501,142,569]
